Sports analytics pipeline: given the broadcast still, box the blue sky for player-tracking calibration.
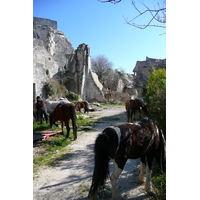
[33,0,166,74]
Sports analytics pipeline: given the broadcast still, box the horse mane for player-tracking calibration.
[75,102,80,111]
[141,118,166,172]
[130,118,156,154]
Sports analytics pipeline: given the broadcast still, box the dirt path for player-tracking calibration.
[33,105,155,200]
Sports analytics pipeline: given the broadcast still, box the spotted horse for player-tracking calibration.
[88,117,166,200]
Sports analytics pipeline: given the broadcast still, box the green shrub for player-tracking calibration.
[44,79,79,101]
[144,67,166,199]
[44,79,69,99]
[46,69,49,76]
[145,67,166,136]
[152,160,166,199]
[66,91,79,101]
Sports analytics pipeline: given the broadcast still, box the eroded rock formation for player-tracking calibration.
[33,17,106,103]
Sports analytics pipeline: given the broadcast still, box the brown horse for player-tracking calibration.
[88,118,166,199]
[75,101,89,113]
[125,98,149,122]
[49,102,77,140]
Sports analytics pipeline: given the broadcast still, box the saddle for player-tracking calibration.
[127,123,141,143]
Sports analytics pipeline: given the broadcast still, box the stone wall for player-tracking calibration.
[33,17,57,30]
[33,38,59,99]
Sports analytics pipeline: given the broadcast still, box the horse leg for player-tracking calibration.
[126,110,129,122]
[139,156,146,183]
[72,123,77,140]
[66,122,70,138]
[110,160,123,200]
[145,156,155,195]
[130,110,133,122]
[61,122,64,134]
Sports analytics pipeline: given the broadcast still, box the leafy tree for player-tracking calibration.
[145,67,166,135]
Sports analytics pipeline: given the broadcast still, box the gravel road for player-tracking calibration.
[33,105,156,200]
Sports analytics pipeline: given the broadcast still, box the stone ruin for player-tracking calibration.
[132,57,166,96]
[58,43,106,102]
[33,17,166,106]
[33,17,106,104]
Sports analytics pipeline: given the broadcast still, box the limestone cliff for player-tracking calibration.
[33,17,106,103]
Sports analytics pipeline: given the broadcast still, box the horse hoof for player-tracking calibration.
[148,191,156,197]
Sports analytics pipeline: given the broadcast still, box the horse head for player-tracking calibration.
[142,103,149,114]
[49,113,58,128]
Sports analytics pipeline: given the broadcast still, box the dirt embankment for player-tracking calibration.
[33,105,155,200]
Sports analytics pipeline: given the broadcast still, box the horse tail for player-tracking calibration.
[71,105,77,140]
[88,133,110,198]
[159,129,166,172]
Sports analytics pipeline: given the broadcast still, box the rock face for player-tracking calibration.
[132,57,166,96]
[33,17,74,99]
[62,43,106,102]
[33,17,106,104]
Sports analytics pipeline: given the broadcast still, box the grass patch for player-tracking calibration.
[33,133,72,176]
[33,121,51,133]
[33,114,96,177]
[76,113,91,127]
[151,160,166,200]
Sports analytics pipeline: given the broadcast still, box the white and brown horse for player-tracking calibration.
[88,118,166,199]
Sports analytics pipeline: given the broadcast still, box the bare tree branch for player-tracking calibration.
[91,55,113,81]
[98,0,166,30]
[98,0,122,3]
[125,0,166,29]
